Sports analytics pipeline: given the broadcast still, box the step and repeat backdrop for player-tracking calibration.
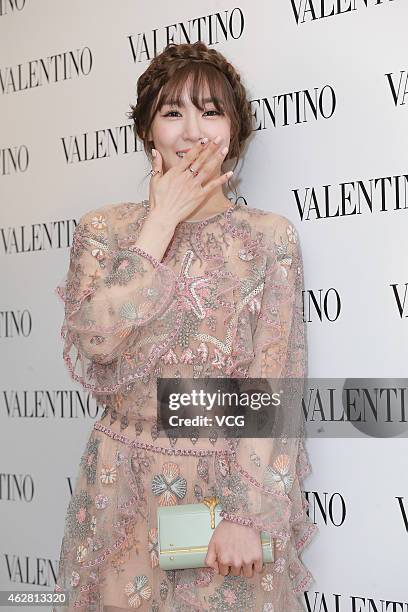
[1,0,407,609]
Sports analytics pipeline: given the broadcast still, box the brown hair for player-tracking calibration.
[127,41,253,197]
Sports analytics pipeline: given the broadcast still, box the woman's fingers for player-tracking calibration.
[204,542,219,573]
[150,148,163,178]
[190,140,228,177]
[218,561,231,577]
[242,561,255,578]
[200,170,233,197]
[229,563,243,577]
[175,137,209,172]
[177,136,226,177]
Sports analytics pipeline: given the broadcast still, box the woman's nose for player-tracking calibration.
[182,115,205,141]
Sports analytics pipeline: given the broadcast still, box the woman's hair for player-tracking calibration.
[127,41,253,197]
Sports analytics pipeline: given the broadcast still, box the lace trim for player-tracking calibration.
[295,522,319,553]
[93,422,232,456]
[61,307,185,393]
[219,510,290,540]
[226,437,291,501]
[293,568,315,594]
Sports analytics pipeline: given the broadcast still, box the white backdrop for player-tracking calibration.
[1,0,407,609]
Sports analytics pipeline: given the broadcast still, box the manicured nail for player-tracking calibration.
[213,135,221,144]
[221,146,228,155]
[226,171,233,178]
[152,149,157,158]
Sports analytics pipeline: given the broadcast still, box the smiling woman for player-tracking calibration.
[52,40,317,612]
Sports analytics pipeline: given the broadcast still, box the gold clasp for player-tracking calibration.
[202,496,219,529]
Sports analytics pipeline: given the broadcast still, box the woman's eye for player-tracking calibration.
[164,110,222,117]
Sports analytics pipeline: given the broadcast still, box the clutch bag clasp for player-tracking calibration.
[202,495,219,529]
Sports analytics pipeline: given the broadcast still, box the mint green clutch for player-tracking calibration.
[157,496,274,570]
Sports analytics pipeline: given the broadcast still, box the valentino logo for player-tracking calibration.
[396,496,408,532]
[0,0,25,16]
[4,554,57,585]
[252,85,336,129]
[0,145,29,175]
[304,490,346,526]
[0,310,32,338]
[386,70,408,106]
[0,473,34,502]
[303,288,341,322]
[390,283,408,318]
[67,477,74,496]
[302,379,408,438]
[2,390,104,419]
[304,592,408,611]
[127,8,244,63]
[60,124,141,164]
[0,47,92,94]
[0,219,77,254]
[294,174,408,219]
[290,0,395,24]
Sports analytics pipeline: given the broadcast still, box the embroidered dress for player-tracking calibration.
[52,200,318,611]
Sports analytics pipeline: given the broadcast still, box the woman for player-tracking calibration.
[53,41,318,611]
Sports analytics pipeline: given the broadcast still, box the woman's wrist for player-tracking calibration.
[134,209,176,262]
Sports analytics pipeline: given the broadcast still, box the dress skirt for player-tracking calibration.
[53,410,317,612]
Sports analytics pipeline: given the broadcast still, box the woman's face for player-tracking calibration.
[147,81,231,175]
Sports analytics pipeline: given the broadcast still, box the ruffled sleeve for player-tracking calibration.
[217,214,317,591]
[55,205,178,395]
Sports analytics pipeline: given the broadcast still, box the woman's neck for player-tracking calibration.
[182,189,232,222]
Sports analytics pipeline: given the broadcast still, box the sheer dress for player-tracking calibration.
[52,199,318,611]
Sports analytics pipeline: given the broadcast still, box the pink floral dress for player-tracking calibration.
[52,199,318,611]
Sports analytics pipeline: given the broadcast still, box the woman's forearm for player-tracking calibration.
[133,208,177,263]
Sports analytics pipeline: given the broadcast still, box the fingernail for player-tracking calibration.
[213,135,221,144]
[221,146,228,155]
[152,149,157,158]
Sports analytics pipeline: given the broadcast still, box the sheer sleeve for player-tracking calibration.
[55,205,177,395]
[217,215,316,588]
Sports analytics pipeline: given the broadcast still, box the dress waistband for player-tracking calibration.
[94,421,232,457]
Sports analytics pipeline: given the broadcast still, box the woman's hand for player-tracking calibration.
[204,520,264,578]
[148,136,233,227]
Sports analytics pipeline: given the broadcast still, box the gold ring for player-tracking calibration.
[189,165,199,177]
